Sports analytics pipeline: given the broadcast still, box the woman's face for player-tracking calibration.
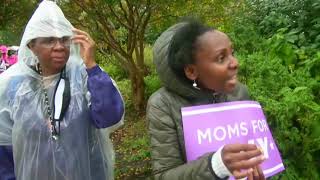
[187,30,238,93]
[29,36,71,75]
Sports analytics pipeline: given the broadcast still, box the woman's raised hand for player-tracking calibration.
[72,28,96,68]
[222,144,266,180]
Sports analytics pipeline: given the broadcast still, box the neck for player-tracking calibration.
[41,68,60,76]
[37,64,63,77]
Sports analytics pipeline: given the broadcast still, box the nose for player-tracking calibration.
[229,55,238,70]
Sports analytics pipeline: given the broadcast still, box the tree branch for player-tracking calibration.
[107,3,132,31]
[119,1,130,23]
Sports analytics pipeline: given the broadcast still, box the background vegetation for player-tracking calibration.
[1,0,319,179]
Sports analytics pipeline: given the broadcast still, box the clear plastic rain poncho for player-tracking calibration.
[0,1,123,179]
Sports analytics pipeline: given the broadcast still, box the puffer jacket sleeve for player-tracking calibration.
[147,93,224,180]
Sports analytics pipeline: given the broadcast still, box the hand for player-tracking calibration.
[221,144,265,179]
[72,28,97,68]
[247,166,265,180]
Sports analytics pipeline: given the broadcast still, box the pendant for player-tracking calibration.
[52,134,58,140]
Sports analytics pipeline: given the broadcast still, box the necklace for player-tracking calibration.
[37,64,59,140]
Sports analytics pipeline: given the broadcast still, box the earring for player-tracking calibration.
[192,80,200,90]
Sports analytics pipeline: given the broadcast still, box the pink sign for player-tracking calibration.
[182,101,285,178]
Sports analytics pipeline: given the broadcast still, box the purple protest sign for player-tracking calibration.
[181,101,285,178]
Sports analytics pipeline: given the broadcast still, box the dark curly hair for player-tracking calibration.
[168,19,214,82]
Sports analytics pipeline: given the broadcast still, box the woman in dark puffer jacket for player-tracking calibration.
[147,19,266,180]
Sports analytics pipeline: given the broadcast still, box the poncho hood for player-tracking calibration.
[18,0,77,70]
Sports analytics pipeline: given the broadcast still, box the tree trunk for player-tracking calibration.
[129,65,145,112]
[135,44,149,76]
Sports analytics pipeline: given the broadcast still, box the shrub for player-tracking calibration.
[116,79,134,112]
[98,53,128,81]
[238,50,320,179]
[245,0,320,48]
[144,73,161,99]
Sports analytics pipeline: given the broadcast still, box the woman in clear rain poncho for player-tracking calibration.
[0,1,124,180]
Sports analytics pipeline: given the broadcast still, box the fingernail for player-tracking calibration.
[261,155,266,160]
[258,147,264,154]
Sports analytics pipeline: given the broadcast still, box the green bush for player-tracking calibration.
[238,50,320,179]
[245,0,320,48]
[231,2,320,177]
[144,73,161,100]
[96,52,128,81]
[143,44,154,69]
[101,63,128,81]
[98,52,128,81]
[116,79,134,111]
[143,45,162,101]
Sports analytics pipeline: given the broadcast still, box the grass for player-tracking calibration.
[111,114,152,180]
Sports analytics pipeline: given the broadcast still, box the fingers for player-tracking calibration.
[246,166,265,180]
[223,144,259,153]
[228,155,265,170]
[224,148,263,162]
[72,34,88,41]
[222,144,265,170]
[72,29,94,44]
[248,171,253,180]
[72,35,93,45]
[233,168,253,179]
[256,166,265,180]
[233,166,265,180]
[253,166,259,179]
[222,144,266,180]
[72,28,89,37]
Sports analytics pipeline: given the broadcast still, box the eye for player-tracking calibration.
[42,37,55,44]
[217,55,225,64]
[62,36,71,43]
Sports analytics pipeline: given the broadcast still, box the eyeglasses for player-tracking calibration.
[36,36,71,48]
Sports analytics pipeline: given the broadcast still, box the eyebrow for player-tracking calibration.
[214,44,233,53]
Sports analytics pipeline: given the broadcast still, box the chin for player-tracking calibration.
[52,64,67,73]
[224,83,237,94]
[54,61,67,67]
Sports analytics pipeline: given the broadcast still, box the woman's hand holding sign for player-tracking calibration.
[222,144,266,180]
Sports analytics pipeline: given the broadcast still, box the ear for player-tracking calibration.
[184,64,198,81]
[27,41,38,56]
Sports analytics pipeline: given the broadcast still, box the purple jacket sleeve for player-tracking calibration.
[86,65,124,128]
[0,146,15,180]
